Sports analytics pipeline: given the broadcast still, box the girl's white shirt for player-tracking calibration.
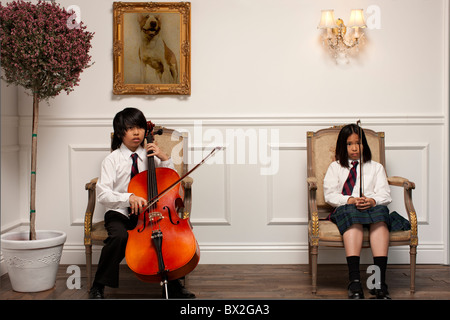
[323,160,392,208]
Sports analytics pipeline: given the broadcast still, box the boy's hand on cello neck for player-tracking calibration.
[146,142,169,161]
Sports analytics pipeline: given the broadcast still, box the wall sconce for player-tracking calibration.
[318,9,366,62]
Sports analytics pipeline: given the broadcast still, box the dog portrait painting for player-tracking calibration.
[124,12,179,84]
[113,2,191,95]
[137,14,179,84]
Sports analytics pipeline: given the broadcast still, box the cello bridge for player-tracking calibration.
[149,212,163,223]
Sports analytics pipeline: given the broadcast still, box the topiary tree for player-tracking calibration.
[0,0,94,240]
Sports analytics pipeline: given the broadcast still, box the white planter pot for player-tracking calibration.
[1,230,67,292]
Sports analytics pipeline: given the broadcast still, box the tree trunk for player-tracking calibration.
[29,93,39,241]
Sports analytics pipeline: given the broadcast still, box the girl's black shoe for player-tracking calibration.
[369,283,392,299]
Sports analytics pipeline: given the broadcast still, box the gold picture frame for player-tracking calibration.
[113,2,191,95]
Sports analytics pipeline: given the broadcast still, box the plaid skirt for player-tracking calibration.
[330,204,411,235]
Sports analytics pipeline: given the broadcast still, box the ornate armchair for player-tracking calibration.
[306,126,418,294]
[83,126,193,288]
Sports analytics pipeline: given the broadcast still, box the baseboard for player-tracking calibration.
[57,242,445,265]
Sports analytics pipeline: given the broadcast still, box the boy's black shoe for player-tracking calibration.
[89,284,105,299]
[348,279,364,299]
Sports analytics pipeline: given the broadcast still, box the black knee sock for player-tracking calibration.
[373,256,388,286]
[346,256,361,282]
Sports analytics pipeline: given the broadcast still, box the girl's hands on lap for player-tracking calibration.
[347,196,376,211]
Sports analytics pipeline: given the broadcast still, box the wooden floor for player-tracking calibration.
[1,264,450,300]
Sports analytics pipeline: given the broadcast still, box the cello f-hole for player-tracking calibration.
[138,210,148,233]
[164,205,179,226]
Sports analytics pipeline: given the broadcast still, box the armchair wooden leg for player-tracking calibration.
[410,245,417,294]
[308,243,312,274]
[85,244,92,291]
[310,245,318,294]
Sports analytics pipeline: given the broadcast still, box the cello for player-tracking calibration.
[125,122,199,296]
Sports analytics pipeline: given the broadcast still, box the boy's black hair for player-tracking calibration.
[111,107,147,150]
[335,123,372,168]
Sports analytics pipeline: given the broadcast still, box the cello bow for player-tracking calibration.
[142,146,223,212]
[356,120,364,197]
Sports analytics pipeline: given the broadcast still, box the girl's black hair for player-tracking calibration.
[335,123,372,168]
[111,107,147,150]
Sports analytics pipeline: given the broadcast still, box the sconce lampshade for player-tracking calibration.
[318,10,337,29]
[347,9,367,28]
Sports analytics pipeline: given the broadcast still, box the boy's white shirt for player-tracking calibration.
[96,143,175,217]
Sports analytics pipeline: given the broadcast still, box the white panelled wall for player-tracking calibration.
[1,0,449,273]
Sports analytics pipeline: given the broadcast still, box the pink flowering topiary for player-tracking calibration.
[0,0,94,240]
[0,0,94,98]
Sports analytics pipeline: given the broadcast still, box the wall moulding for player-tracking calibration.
[266,143,308,226]
[17,114,446,128]
[68,144,110,226]
[385,143,430,225]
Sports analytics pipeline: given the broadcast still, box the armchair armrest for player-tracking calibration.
[181,176,194,220]
[388,176,415,190]
[307,177,320,243]
[84,177,98,246]
[387,176,418,246]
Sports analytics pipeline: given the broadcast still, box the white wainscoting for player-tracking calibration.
[3,114,445,266]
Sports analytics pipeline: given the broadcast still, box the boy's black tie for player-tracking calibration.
[130,153,139,180]
[342,161,358,195]
[128,153,140,217]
